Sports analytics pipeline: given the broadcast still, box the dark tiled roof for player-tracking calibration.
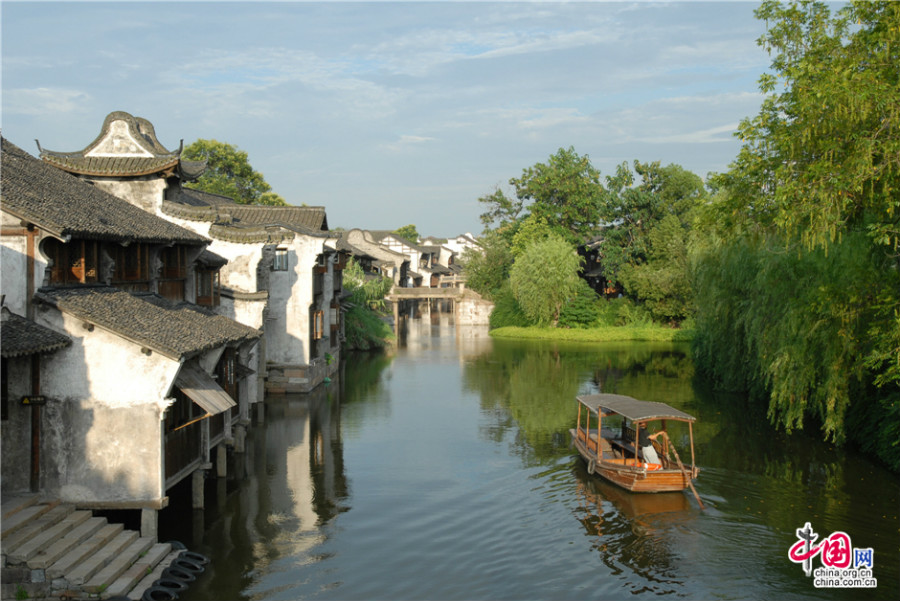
[1,307,71,358]
[367,230,422,250]
[1,138,209,246]
[196,249,228,269]
[40,155,180,177]
[173,187,238,208]
[333,232,374,259]
[430,265,453,275]
[37,111,206,180]
[163,187,330,242]
[229,206,328,231]
[34,286,259,360]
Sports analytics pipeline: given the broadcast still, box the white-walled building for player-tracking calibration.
[36,111,345,394]
[1,137,260,534]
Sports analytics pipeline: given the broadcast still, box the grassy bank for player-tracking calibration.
[489,325,694,343]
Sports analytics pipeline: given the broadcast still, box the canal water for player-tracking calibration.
[164,316,899,600]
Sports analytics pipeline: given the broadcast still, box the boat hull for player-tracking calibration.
[570,429,696,493]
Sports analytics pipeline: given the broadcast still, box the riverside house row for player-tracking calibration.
[0,111,348,535]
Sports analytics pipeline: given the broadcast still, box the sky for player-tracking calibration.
[1,1,772,238]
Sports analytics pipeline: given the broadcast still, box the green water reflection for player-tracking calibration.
[170,332,898,601]
[461,337,898,599]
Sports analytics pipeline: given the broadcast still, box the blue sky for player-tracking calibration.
[2,1,771,237]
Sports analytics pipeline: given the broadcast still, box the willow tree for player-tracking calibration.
[693,0,900,467]
[509,235,583,326]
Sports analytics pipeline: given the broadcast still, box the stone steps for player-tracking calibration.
[0,495,193,600]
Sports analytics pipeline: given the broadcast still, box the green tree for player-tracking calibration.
[509,147,604,245]
[717,0,900,251]
[459,230,512,300]
[619,214,693,324]
[477,187,524,235]
[692,0,900,468]
[341,258,394,350]
[392,224,420,242]
[509,214,559,258]
[182,139,287,206]
[509,234,583,326]
[599,161,705,284]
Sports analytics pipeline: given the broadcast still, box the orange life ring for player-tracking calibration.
[644,463,662,471]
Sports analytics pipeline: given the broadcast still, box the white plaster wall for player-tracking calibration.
[161,214,213,238]
[27,305,176,504]
[446,235,480,256]
[266,236,323,365]
[35,305,181,405]
[85,121,153,157]
[215,241,266,293]
[48,400,164,504]
[229,297,267,330]
[0,233,28,315]
[87,177,167,215]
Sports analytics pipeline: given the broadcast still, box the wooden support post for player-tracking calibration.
[576,403,582,441]
[585,411,590,450]
[689,421,696,478]
[30,355,41,493]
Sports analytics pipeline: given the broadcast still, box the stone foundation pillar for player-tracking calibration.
[140,508,158,539]
[216,443,228,478]
[192,469,205,510]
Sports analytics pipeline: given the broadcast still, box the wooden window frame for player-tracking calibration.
[161,246,187,280]
[46,239,100,285]
[273,248,289,271]
[112,243,150,283]
[196,269,220,307]
[313,310,325,340]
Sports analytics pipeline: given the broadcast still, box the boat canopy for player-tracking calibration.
[576,394,696,423]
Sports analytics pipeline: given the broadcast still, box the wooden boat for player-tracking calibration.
[570,393,700,494]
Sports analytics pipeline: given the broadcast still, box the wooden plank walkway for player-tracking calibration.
[1,494,188,600]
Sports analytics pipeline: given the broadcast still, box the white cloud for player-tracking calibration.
[638,122,741,145]
[3,87,92,116]
[382,135,437,152]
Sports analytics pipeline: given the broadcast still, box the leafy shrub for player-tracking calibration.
[557,280,600,329]
[593,297,654,327]
[489,284,535,329]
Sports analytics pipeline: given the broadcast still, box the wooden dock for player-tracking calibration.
[1,495,184,600]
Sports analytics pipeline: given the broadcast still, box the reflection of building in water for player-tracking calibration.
[262,385,347,559]
[171,382,348,580]
[395,303,493,360]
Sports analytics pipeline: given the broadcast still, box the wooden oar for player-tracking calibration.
[659,431,705,510]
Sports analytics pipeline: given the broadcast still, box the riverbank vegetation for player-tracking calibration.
[693,0,900,471]
[490,325,692,344]
[342,259,394,351]
[462,0,899,471]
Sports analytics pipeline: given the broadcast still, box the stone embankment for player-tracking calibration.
[1,495,187,600]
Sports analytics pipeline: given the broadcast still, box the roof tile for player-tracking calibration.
[1,137,208,245]
[34,286,259,360]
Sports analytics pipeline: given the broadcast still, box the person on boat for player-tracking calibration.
[638,424,662,465]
